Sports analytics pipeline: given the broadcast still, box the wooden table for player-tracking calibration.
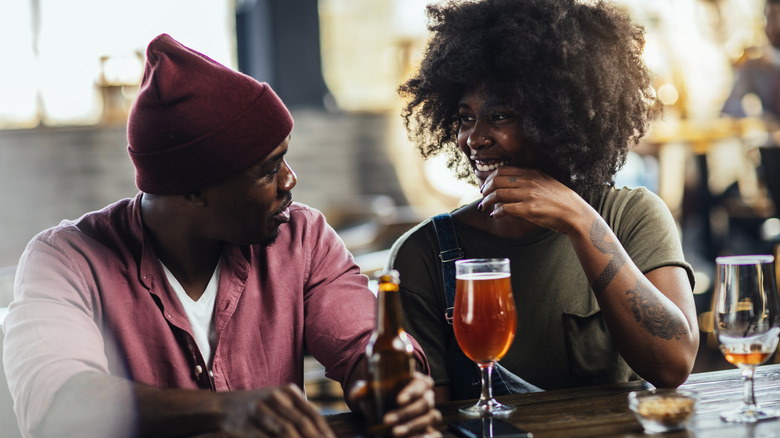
[326,363,780,437]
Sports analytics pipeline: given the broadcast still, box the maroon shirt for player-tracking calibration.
[2,193,429,434]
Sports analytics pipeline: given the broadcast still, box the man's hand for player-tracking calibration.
[38,373,336,438]
[349,372,442,437]
[220,384,336,438]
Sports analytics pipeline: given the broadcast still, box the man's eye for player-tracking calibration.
[491,113,512,122]
[263,163,282,180]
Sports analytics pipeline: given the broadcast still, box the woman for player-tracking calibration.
[388,0,699,402]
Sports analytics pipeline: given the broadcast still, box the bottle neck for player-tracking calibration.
[375,283,404,335]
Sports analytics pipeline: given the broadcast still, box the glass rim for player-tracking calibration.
[715,255,774,265]
[454,258,510,266]
[628,388,698,398]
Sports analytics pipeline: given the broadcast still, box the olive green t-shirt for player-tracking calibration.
[387,186,694,390]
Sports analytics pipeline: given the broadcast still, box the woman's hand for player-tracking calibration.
[479,167,698,388]
[348,372,442,437]
[478,166,595,236]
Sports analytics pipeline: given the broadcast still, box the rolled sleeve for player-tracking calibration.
[3,233,111,436]
[300,209,428,389]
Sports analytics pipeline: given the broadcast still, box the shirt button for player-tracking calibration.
[194,365,203,376]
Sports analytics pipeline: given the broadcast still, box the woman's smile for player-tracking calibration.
[474,159,509,172]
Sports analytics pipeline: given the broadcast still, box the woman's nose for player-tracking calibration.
[466,120,493,150]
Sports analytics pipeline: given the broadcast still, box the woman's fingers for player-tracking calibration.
[480,166,530,195]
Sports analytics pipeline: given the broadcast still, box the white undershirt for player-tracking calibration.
[160,259,219,368]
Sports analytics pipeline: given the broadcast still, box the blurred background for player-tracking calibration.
[2,0,780,416]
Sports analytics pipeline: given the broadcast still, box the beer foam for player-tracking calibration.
[456,272,510,280]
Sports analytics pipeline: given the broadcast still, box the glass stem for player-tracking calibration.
[742,366,757,411]
[478,362,494,403]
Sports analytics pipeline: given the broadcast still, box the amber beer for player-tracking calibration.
[722,350,774,367]
[719,339,778,367]
[365,270,414,432]
[453,272,517,363]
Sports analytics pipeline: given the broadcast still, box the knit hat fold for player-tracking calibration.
[127,33,293,195]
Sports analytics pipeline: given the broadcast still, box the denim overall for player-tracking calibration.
[431,213,542,400]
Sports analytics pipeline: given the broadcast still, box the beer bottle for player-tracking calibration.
[366,270,415,433]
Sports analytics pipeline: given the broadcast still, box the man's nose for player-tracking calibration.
[278,159,297,192]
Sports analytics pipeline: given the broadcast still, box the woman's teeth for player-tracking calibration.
[475,160,509,172]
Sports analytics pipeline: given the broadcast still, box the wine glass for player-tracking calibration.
[453,258,517,417]
[713,254,780,423]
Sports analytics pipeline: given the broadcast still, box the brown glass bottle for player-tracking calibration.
[366,270,415,432]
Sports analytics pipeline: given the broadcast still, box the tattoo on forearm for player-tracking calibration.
[590,222,625,296]
[626,283,688,339]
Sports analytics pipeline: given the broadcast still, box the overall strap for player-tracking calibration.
[431,213,543,397]
[431,213,463,324]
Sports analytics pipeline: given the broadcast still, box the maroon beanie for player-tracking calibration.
[127,33,293,195]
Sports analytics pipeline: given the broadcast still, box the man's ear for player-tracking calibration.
[182,190,207,207]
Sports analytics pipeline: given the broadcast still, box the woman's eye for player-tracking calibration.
[459,113,476,124]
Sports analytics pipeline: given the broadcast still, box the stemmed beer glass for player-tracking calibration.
[453,258,517,417]
[713,254,780,423]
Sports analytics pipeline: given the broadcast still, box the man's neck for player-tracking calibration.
[140,193,222,297]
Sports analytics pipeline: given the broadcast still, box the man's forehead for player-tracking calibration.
[254,136,291,169]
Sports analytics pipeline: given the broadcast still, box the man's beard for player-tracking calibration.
[258,227,281,248]
[259,194,292,248]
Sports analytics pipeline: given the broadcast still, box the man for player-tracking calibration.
[722,0,780,124]
[2,34,440,438]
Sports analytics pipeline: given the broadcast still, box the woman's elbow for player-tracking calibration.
[647,332,700,388]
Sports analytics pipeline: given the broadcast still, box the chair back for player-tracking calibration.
[760,146,780,217]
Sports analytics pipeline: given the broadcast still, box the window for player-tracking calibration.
[0,0,235,128]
